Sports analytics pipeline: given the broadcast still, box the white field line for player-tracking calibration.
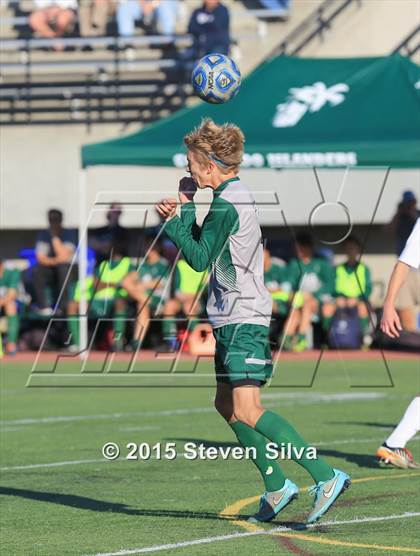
[84,512,420,556]
[0,459,104,471]
[2,436,419,472]
[0,392,389,428]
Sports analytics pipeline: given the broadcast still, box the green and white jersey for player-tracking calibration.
[165,177,272,329]
[136,257,170,298]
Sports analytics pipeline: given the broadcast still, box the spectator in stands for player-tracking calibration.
[116,0,179,39]
[32,209,76,315]
[284,232,334,352]
[67,239,131,352]
[90,202,129,262]
[29,0,77,47]
[0,259,20,355]
[161,257,207,350]
[78,0,115,37]
[322,235,372,342]
[123,237,170,348]
[264,247,290,314]
[258,0,290,19]
[187,0,230,60]
[389,190,419,256]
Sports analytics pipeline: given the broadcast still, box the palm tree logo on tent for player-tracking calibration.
[272,82,349,128]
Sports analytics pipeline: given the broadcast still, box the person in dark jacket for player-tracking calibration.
[188,0,230,60]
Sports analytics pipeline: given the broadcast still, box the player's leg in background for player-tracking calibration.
[214,382,286,493]
[294,293,318,351]
[356,298,370,341]
[4,298,19,355]
[113,296,128,351]
[282,305,300,351]
[133,298,150,347]
[181,294,201,333]
[377,396,420,469]
[67,299,80,350]
[162,298,180,349]
[321,298,337,339]
[32,264,54,312]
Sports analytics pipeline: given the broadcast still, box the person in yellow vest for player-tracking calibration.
[67,241,133,352]
[323,235,372,339]
[161,257,207,350]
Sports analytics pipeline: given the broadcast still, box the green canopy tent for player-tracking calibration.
[77,54,420,349]
[82,54,420,169]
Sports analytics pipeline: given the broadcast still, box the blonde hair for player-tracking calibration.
[184,118,245,174]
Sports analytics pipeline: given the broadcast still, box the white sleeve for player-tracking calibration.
[398,218,420,269]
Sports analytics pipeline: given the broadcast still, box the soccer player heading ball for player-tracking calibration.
[155,119,350,523]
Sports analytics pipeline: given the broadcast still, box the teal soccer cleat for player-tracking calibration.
[307,468,351,524]
[249,479,299,523]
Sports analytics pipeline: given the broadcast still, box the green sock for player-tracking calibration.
[255,410,334,484]
[230,420,286,492]
[322,316,333,332]
[69,317,80,346]
[7,315,19,344]
[360,316,369,335]
[114,311,127,342]
[297,332,306,342]
[162,318,177,344]
[283,334,293,349]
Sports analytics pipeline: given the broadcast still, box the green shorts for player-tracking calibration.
[213,323,273,387]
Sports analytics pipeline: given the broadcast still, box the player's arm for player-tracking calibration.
[51,236,74,264]
[161,198,239,273]
[381,218,419,337]
[380,261,411,338]
[35,238,57,266]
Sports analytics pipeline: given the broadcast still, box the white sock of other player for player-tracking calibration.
[386,396,420,448]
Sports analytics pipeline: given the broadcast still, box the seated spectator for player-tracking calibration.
[67,240,132,352]
[123,237,170,348]
[258,0,290,19]
[187,0,230,60]
[264,247,290,315]
[0,259,20,355]
[78,0,115,37]
[89,202,129,262]
[29,0,77,47]
[116,0,179,39]
[322,235,372,341]
[32,209,76,315]
[161,257,207,350]
[283,232,334,352]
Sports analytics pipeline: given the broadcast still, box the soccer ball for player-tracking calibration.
[191,53,241,104]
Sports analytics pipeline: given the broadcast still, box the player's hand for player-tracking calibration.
[178,177,197,205]
[155,198,177,221]
[380,301,402,338]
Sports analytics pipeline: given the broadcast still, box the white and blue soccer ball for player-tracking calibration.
[191,53,241,104]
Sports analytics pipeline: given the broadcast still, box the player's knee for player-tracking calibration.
[164,299,178,315]
[358,302,368,317]
[234,406,256,427]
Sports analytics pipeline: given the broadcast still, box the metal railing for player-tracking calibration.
[392,25,420,58]
[270,0,362,57]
